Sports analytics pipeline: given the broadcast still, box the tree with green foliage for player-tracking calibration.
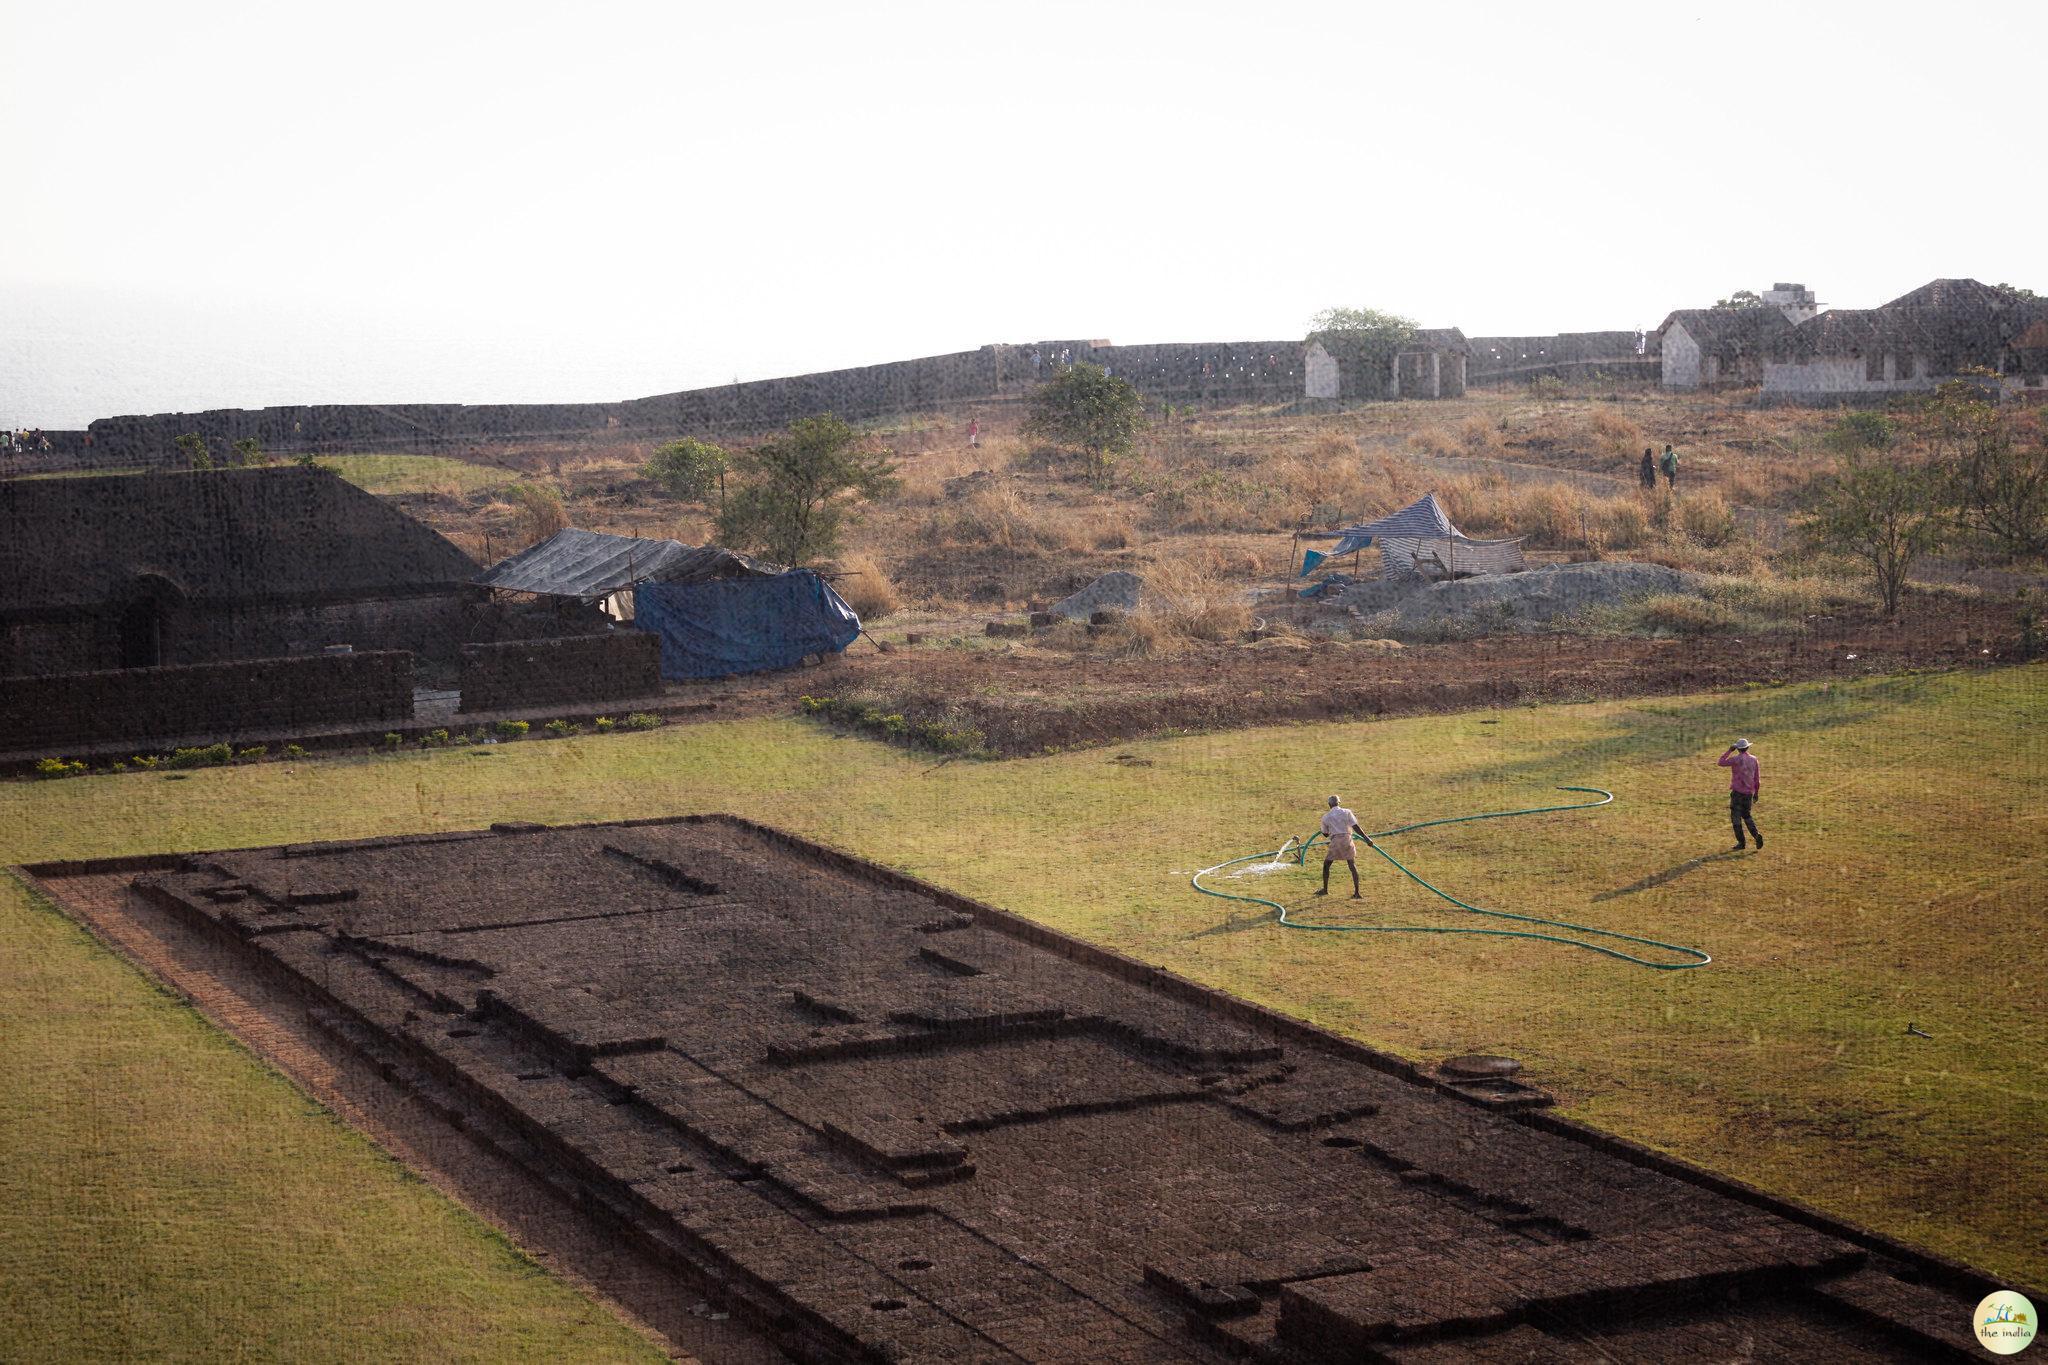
[1918,379,2048,558]
[1713,289,1765,309]
[715,415,896,566]
[643,438,729,510]
[173,433,212,470]
[1803,449,1948,617]
[1822,409,1896,455]
[1025,361,1145,485]
[1305,306,1418,401]
[230,437,264,467]
[1993,282,2042,301]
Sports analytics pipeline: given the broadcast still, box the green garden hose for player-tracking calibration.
[1191,787,1711,969]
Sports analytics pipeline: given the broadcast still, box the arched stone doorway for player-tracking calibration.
[118,574,185,669]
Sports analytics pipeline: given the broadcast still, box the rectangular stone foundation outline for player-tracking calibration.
[19,815,2026,1363]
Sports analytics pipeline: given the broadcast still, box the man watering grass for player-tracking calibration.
[1316,796,1372,898]
[1719,739,1764,851]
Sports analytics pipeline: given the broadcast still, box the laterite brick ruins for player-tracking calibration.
[99,818,1988,1360]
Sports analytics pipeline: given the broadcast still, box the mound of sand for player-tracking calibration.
[1332,561,1700,637]
[1050,571,1144,621]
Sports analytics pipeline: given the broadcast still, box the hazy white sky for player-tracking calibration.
[3,0,2041,427]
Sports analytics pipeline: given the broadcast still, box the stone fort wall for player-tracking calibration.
[74,339,1307,466]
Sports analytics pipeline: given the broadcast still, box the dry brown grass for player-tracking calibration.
[502,481,568,548]
[1458,415,1504,458]
[1141,433,1406,534]
[1110,554,1252,652]
[1585,408,1647,466]
[1407,425,1461,459]
[898,441,1013,504]
[1671,490,1738,547]
[835,553,903,619]
[1434,475,1646,551]
[919,483,1125,553]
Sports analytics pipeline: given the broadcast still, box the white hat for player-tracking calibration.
[1733,738,1751,750]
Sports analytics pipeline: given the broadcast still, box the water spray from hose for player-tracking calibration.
[1191,787,1710,969]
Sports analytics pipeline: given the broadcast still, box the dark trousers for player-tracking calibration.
[1730,791,1761,846]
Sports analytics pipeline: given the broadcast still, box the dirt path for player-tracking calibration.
[40,872,785,1365]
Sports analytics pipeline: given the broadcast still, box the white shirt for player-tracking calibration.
[1320,807,1357,839]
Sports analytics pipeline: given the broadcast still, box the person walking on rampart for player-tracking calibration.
[1316,796,1372,899]
[1660,444,1679,492]
[1718,739,1763,851]
[1639,447,1657,492]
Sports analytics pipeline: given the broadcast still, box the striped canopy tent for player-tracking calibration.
[1302,493,1526,580]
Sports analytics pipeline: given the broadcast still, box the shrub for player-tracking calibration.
[236,746,267,762]
[283,744,309,760]
[716,415,898,565]
[131,754,161,770]
[34,757,87,779]
[1824,410,1896,454]
[1674,491,1738,547]
[493,720,530,740]
[1025,363,1144,485]
[621,712,662,731]
[543,719,579,737]
[504,481,569,547]
[165,743,233,770]
[835,553,903,619]
[384,732,405,748]
[593,716,616,733]
[418,729,452,748]
[1592,498,1653,549]
[642,438,729,504]
[109,762,128,774]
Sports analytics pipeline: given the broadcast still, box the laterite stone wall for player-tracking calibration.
[457,631,661,713]
[0,651,414,749]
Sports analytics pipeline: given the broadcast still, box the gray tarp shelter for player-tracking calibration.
[473,528,857,680]
[1298,493,1526,581]
[475,527,778,618]
[474,527,777,606]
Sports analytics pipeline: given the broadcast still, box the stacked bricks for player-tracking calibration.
[456,631,660,712]
[0,650,412,749]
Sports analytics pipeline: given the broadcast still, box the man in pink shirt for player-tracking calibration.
[1718,738,1763,851]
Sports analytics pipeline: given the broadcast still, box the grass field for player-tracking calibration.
[0,878,663,1361]
[314,452,511,497]
[4,666,2043,1357]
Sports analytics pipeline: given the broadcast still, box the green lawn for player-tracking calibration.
[315,452,511,497]
[0,877,663,1362]
[3,666,2042,1358]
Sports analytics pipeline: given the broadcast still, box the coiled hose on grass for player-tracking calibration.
[1191,787,1711,969]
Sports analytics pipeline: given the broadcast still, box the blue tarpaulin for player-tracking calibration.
[632,571,861,679]
[1299,548,1330,577]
